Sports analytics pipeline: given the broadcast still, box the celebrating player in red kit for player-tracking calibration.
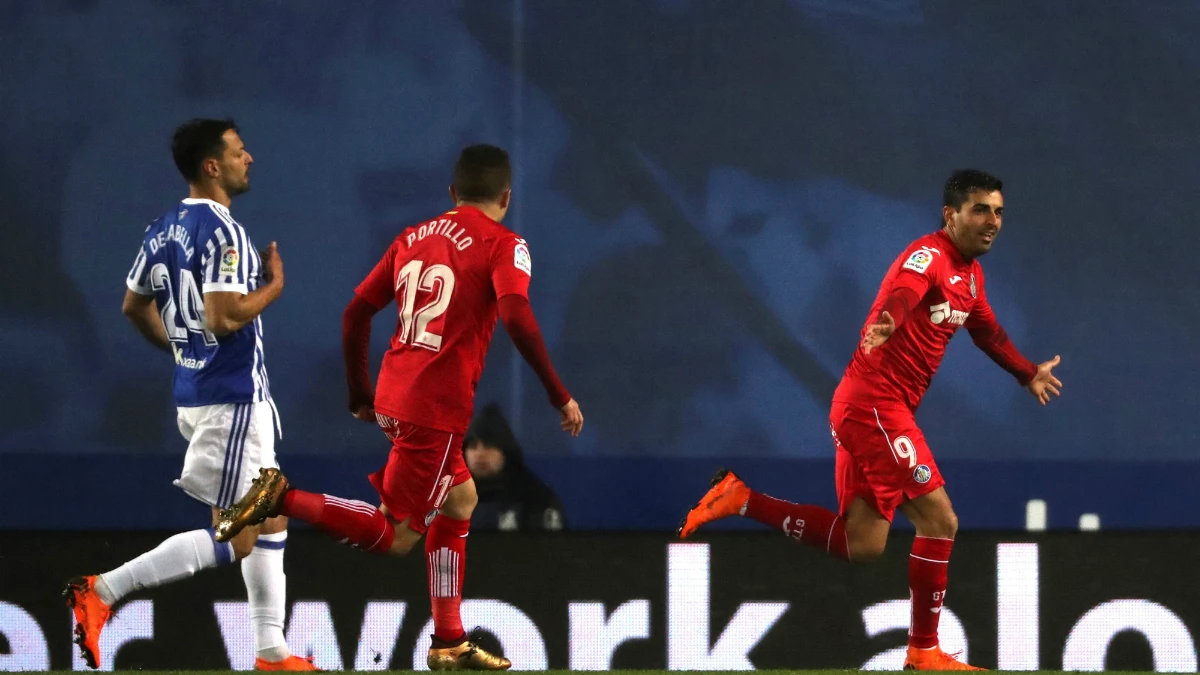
[679,170,1062,670]
[217,145,583,671]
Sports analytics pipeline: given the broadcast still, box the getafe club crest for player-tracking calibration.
[969,273,977,298]
[913,464,932,484]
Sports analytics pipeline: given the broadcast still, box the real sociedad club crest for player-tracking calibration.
[913,464,932,484]
[969,273,977,298]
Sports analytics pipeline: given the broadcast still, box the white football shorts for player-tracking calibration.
[173,400,281,508]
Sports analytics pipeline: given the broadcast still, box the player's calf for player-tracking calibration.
[218,470,401,555]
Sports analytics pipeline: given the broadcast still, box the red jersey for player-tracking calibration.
[834,230,1006,411]
[354,205,532,434]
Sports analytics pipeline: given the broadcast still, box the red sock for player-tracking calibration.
[425,515,470,643]
[280,490,395,554]
[744,491,850,561]
[908,536,954,649]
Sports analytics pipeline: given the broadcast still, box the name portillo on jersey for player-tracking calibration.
[407,217,475,251]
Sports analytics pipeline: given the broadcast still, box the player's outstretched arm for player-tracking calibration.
[965,297,1061,405]
[862,287,921,354]
[204,241,285,335]
[121,289,171,353]
[497,294,583,436]
[343,294,384,422]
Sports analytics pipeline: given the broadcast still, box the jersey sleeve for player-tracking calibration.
[889,243,944,297]
[201,219,252,294]
[125,243,153,295]
[965,272,1038,385]
[354,241,398,309]
[491,236,532,299]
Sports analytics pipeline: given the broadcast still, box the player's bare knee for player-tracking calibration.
[935,510,959,539]
[847,532,887,563]
[914,508,958,539]
[441,481,478,520]
[388,536,416,556]
[388,522,422,556]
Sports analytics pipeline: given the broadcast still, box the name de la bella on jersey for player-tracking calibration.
[149,222,196,259]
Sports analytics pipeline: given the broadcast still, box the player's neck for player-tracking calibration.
[188,183,232,209]
[456,200,504,223]
[940,226,974,261]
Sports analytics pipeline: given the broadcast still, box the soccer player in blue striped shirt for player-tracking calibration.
[64,119,314,671]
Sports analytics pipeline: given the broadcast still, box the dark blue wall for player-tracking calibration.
[1,0,1197,529]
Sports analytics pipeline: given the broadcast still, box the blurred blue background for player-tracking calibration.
[1,0,1197,530]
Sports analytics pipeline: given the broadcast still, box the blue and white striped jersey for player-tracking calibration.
[126,198,272,407]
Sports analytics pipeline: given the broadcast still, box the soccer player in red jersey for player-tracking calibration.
[217,145,583,671]
[679,170,1062,671]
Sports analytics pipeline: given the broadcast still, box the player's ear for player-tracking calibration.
[448,185,458,205]
[941,205,956,228]
[498,189,511,210]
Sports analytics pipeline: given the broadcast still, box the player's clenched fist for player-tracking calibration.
[1026,355,1063,406]
[261,241,284,286]
[559,398,583,437]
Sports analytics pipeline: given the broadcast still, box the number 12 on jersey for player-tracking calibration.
[396,259,455,351]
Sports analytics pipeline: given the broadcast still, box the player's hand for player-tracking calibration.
[559,398,584,437]
[861,310,896,354]
[261,241,284,286]
[1026,355,1062,406]
[350,403,376,423]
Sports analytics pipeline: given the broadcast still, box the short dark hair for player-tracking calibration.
[172,118,238,183]
[453,144,511,202]
[943,169,1003,210]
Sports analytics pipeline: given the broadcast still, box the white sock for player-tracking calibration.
[96,528,233,605]
[242,531,290,662]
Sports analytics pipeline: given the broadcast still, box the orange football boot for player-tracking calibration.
[904,645,986,671]
[255,655,320,671]
[64,576,111,670]
[677,468,751,538]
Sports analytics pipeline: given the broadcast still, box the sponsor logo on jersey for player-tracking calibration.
[902,249,935,274]
[949,275,963,285]
[172,344,208,370]
[219,246,239,276]
[514,241,532,276]
[970,273,977,298]
[929,301,969,326]
[913,464,932,484]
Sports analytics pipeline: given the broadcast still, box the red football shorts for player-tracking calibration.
[368,415,471,535]
[829,401,945,522]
